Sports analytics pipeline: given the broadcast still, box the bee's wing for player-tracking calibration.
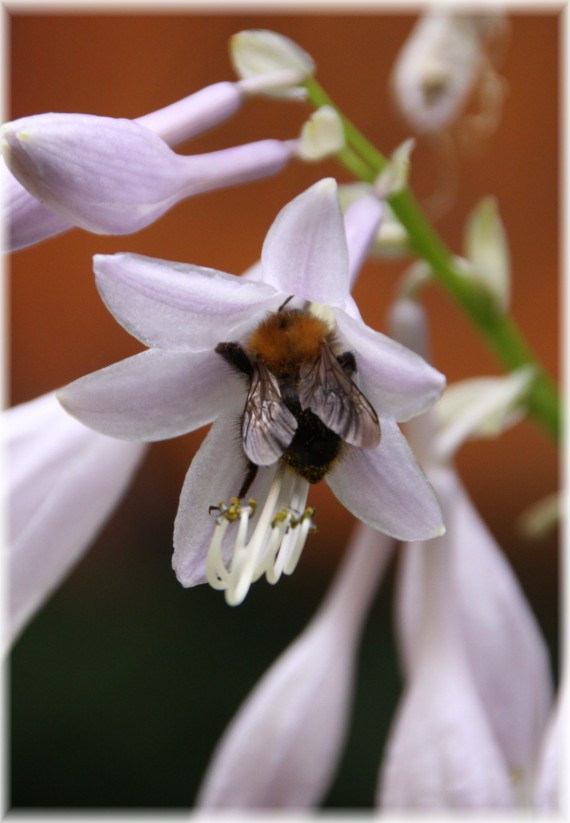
[241,359,298,467]
[299,341,381,448]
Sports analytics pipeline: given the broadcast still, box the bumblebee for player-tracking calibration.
[216,303,381,499]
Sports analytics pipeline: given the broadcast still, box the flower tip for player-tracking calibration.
[55,387,72,414]
[464,195,511,312]
[231,29,315,98]
[296,106,345,162]
[1,123,35,155]
[314,177,338,196]
[231,29,315,74]
[373,137,415,199]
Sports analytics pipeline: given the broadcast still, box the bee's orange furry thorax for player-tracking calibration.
[246,310,331,377]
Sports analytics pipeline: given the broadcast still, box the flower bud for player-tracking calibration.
[2,113,294,236]
[390,10,508,135]
[296,105,344,161]
[464,195,510,312]
[230,29,315,98]
[518,491,561,540]
[373,138,415,199]
[433,366,536,462]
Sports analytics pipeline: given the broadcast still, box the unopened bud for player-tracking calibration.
[391,10,508,135]
[231,30,315,99]
[434,366,536,462]
[374,138,415,199]
[296,106,344,161]
[518,491,562,540]
[464,196,510,312]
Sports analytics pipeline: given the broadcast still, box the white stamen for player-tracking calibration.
[284,512,315,575]
[206,517,231,590]
[265,515,292,584]
[206,465,314,604]
[226,473,285,605]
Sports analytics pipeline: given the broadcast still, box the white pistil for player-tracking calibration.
[206,465,314,604]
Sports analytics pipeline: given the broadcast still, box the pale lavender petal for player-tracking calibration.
[2,114,191,233]
[343,193,384,290]
[135,81,243,145]
[198,522,394,808]
[172,416,275,587]
[94,253,283,351]
[58,348,242,440]
[534,683,565,811]
[261,178,350,307]
[326,419,444,540]
[378,643,515,808]
[334,307,446,421]
[388,296,432,363]
[2,161,71,251]
[397,472,553,783]
[379,500,514,809]
[453,482,553,779]
[5,392,146,644]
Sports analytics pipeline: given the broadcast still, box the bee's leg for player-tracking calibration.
[237,460,259,499]
[215,342,253,378]
[337,351,357,376]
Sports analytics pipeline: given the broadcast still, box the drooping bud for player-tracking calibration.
[230,29,315,98]
[390,10,508,135]
[373,138,415,200]
[296,105,345,161]
[518,491,562,540]
[433,366,536,462]
[464,195,511,312]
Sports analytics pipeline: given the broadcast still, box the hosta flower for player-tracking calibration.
[5,391,146,645]
[380,472,516,808]
[2,72,320,251]
[390,9,508,135]
[58,178,445,606]
[197,522,394,808]
[377,297,554,808]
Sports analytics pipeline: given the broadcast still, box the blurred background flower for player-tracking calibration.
[7,10,559,809]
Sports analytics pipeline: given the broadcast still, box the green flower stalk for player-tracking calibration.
[304,76,561,443]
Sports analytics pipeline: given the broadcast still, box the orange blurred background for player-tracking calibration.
[8,11,560,809]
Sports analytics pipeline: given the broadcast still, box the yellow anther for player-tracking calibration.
[272,508,290,528]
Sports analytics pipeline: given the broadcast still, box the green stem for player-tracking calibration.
[337,146,376,182]
[305,77,561,443]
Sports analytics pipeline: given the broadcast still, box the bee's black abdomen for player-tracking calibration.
[282,409,342,483]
